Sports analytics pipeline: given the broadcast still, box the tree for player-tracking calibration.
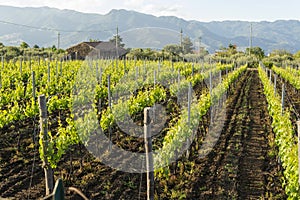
[246,47,265,59]
[20,41,29,48]
[0,42,4,47]
[52,45,57,52]
[33,44,40,49]
[163,44,182,55]
[182,36,193,54]
[294,50,300,59]
[109,35,125,48]
[5,46,21,60]
[269,49,293,61]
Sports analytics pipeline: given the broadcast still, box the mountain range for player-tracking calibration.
[0,5,300,54]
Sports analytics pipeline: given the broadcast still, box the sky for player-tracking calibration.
[0,0,300,22]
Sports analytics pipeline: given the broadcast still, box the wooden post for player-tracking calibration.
[38,95,54,195]
[20,58,22,76]
[123,58,126,73]
[60,60,63,77]
[96,63,99,83]
[186,82,192,158]
[281,84,285,115]
[32,71,36,104]
[274,74,277,96]
[153,70,157,122]
[1,56,4,69]
[143,62,147,81]
[192,63,194,76]
[99,67,102,85]
[297,121,300,185]
[29,56,32,72]
[144,107,154,200]
[48,63,50,83]
[154,70,156,86]
[0,71,2,89]
[108,75,112,151]
[209,71,212,94]
[56,60,58,80]
[177,69,181,105]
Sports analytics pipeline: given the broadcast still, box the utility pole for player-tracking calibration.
[57,32,60,50]
[180,28,183,51]
[116,26,119,58]
[198,36,202,55]
[249,23,253,55]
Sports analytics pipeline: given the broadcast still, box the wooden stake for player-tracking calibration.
[32,71,36,104]
[297,121,300,185]
[186,82,192,158]
[38,95,54,195]
[281,84,285,115]
[144,107,154,200]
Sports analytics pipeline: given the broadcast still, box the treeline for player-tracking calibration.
[2,39,300,67]
[0,42,65,60]
[213,44,300,68]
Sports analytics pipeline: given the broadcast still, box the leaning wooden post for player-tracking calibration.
[274,74,277,96]
[1,56,4,70]
[144,107,154,200]
[297,121,300,185]
[281,84,285,115]
[32,71,36,104]
[38,95,54,195]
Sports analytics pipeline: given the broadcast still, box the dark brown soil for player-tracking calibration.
[184,69,286,199]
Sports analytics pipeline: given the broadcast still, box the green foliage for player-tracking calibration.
[4,46,21,60]
[20,41,29,49]
[246,46,265,59]
[163,44,182,55]
[294,50,300,59]
[182,36,194,54]
[109,35,125,48]
[155,64,247,170]
[258,64,299,199]
[272,65,300,90]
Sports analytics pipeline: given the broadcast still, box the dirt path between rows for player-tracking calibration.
[188,69,285,199]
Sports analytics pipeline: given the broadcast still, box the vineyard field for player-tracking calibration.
[0,59,299,199]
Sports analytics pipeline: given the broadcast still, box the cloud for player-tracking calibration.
[0,0,188,19]
[0,0,110,13]
[124,0,145,8]
[140,3,187,19]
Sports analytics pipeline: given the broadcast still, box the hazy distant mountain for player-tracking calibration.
[0,5,300,53]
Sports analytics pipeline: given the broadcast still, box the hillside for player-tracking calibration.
[0,5,300,53]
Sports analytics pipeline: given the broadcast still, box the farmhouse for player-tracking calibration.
[66,41,128,60]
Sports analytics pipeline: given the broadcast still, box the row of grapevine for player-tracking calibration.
[0,57,238,176]
[272,65,300,90]
[259,64,299,199]
[154,64,247,171]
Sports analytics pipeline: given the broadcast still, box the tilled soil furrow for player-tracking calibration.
[237,69,275,199]
[190,69,285,199]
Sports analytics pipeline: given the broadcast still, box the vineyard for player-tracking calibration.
[0,57,299,199]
